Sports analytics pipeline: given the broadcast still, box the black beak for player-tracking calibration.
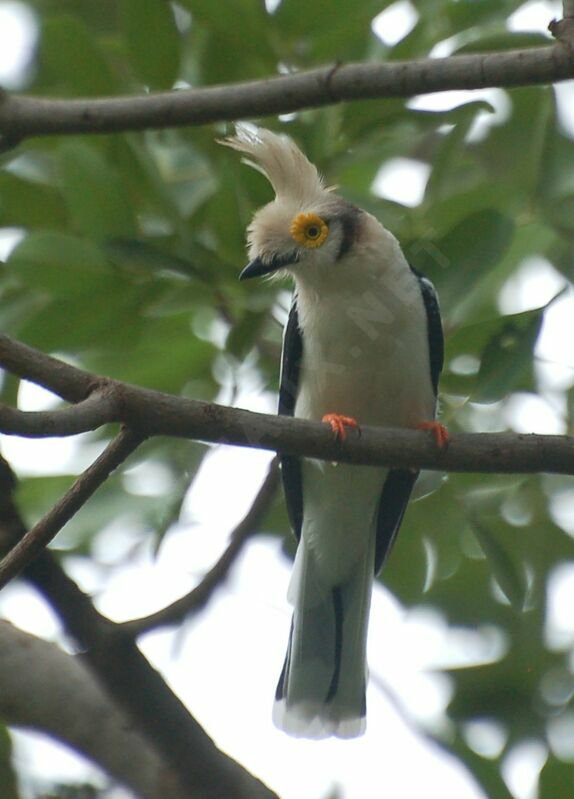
[239,257,276,281]
[239,252,299,281]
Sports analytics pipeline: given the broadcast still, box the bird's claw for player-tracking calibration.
[416,420,449,448]
[322,413,359,441]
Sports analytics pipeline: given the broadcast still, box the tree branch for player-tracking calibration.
[0,621,189,799]
[124,457,280,637]
[0,334,97,402]
[550,8,574,45]
[1,333,574,477]
[0,457,279,799]
[0,45,572,141]
[0,390,119,436]
[0,427,144,590]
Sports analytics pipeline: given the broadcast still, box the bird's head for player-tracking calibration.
[220,124,364,285]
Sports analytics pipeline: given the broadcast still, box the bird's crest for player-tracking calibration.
[220,124,329,205]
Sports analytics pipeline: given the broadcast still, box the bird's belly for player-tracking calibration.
[293,276,437,428]
[295,323,435,428]
[294,323,434,585]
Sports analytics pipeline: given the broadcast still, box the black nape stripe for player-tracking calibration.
[325,586,344,703]
[336,206,361,261]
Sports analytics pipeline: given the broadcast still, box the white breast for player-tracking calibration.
[294,240,436,429]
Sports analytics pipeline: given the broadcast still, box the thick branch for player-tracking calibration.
[2,334,574,476]
[124,458,280,636]
[25,557,278,799]
[0,45,572,141]
[0,621,189,799]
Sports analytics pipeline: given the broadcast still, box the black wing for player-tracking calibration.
[374,269,444,574]
[411,267,444,396]
[278,297,304,540]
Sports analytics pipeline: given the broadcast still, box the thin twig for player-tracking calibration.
[0,389,119,436]
[0,427,144,590]
[0,46,572,141]
[124,458,280,636]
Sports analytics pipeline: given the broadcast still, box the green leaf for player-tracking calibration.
[121,0,181,89]
[384,477,468,605]
[13,280,152,354]
[0,728,20,799]
[445,0,529,32]
[6,232,115,297]
[85,310,218,393]
[538,129,574,236]
[275,0,387,61]
[539,758,574,799]
[40,14,117,96]
[0,172,67,230]
[473,308,543,403]
[106,238,209,281]
[181,0,275,80]
[57,142,137,240]
[470,516,528,611]
[424,102,494,205]
[444,306,545,401]
[439,733,515,799]
[16,475,76,525]
[408,209,515,311]
[447,648,562,745]
[480,86,554,196]
[226,309,268,358]
[455,30,550,53]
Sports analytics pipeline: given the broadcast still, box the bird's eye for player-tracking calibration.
[290,212,329,249]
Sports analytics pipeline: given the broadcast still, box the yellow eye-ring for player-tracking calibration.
[290,212,329,249]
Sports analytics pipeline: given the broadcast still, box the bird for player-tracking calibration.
[221,124,446,739]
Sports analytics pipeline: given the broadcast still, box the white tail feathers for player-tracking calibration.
[273,535,373,739]
[220,124,329,205]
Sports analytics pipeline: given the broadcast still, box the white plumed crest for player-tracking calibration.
[220,123,329,205]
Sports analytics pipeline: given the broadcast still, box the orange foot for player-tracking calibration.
[322,413,359,441]
[416,420,449,448]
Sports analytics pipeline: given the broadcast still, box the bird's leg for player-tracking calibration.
[322,413,359,441]
[416,420,449,448]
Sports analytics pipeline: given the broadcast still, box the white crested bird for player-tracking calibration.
[222,125,446,739]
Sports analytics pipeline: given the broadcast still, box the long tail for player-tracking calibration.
[273,536,374,739]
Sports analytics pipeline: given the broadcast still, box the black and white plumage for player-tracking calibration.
[222,125,444,739]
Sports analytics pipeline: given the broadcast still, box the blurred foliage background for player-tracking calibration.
[0,0,574,797]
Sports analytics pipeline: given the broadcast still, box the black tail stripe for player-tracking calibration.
[325,586,344,703]
[275,618,294,700]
